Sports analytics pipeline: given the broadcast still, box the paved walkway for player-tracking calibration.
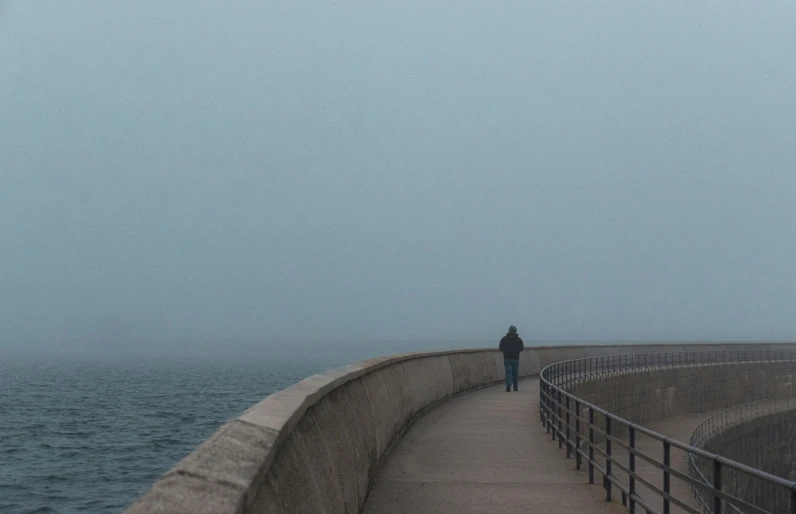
[363,378,626,513]
[364,377,717,514]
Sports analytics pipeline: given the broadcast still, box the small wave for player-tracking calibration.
[150,439,183,449]
[60,431,94,438]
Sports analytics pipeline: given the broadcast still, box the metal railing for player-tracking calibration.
[539,350,796,514]
[689,397,796,514]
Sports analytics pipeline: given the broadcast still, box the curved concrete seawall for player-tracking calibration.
[695,405,796,511]
[126,342,796,514]
[568,358,796,433]
[126,348,533,514]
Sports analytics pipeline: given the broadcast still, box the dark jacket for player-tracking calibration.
[499,333,524,360]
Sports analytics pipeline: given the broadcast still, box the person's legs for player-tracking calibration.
[511,360,520,391]
[504,360,512,391]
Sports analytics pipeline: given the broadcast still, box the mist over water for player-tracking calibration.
[2,0,796,512]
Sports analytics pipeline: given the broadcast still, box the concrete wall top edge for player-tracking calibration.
[237,342,796,435]
[126,341,796,514]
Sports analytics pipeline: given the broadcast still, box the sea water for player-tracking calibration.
[0,340,486,513]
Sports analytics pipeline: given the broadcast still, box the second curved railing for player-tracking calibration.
[689,397,796,514]
[539,350,796,514]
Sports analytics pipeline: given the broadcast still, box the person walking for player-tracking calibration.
[499,325,524,392]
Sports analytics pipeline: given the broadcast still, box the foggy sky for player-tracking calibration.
[2,1,796,352]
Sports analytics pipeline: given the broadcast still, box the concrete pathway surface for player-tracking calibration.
[363,378,627,514]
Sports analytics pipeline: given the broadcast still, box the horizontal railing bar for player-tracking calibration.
[687,467,787,513]
[553,412,796,483]
[606,474,629,496]
[721,497,773,514]
[629,493,661,514]
[710,486,778,514]
[631,474,667,501]
[663,494,703,514]
[715,455,796,487]
[632,424,668,440]
[604,433,630,451]
[590,444,608,459]
[551,410,795,488]
[631,472,706,514]
[591,460,606,476]
[609,459,631,476]
[539,349,796,514]
[666,466,719,493]
[631,448,665,471]
[613,460,702,514]
[664,437,717,458]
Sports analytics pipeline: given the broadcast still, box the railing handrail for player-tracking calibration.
[688,395,796,513]
[690,396,796,449]
[538,349,796,514]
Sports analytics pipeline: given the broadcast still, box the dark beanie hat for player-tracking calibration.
[508,325,517,334]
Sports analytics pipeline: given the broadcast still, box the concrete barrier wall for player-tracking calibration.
[126,348,526,514]
[695,407,796,511]
[126,342,796,514]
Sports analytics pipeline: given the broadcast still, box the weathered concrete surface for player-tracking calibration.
[571,359,796,436]
[363,376,732,514]
[697,405,796,511]
[126,343,796,514]
[127,348,530,514]
[363,378,626,514]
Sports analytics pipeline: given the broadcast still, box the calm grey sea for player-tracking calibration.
[0,340,488,514]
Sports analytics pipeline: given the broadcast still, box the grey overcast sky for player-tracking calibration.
[2,1,796,352]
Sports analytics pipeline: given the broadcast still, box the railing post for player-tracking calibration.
[663,440,670,514]
[713,459,722,514]
[544,382,549,427]
[540,381,545,425]
[546,383,552,429]
[543,381,548,431]
[545,396,550,432]
[551,387,557,441]
[566,396,571,459]
[589,407,595,484]
[605,416,612,501]
[629,426,636,514]
[575,400,581,470]
[545,382,550,430]
[558,390,563,448]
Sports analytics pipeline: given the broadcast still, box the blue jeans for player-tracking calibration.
[504,359,520,390]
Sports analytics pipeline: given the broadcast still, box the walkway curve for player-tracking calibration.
[127,344,796,514]
[364,378,626,513]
